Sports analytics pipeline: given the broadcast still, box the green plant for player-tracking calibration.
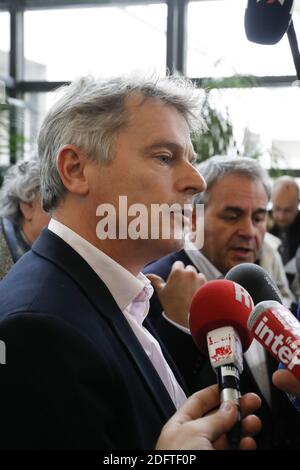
[192,75,257,163]
[192,95,234,162]
[0,101,25,174]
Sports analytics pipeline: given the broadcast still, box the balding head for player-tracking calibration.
[272,176,300,228]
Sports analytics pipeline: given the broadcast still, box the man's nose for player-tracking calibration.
[178,163,206,196]
[237,217,257,238]
[276,210,286,221]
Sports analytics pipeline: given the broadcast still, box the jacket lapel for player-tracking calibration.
[32,229,176,420]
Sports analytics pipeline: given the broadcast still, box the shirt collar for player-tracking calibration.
[48,219,152,311]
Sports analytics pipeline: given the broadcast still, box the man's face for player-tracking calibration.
[31,194,50,238]
[201,174,268,275]
[272,185,299,228]
[21,192,50,244]
[86,94,206,264]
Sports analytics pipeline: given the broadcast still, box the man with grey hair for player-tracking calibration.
[192,157,294,306]
[0,76,260,450]
[145,155,298,449]
[0,158,49,280]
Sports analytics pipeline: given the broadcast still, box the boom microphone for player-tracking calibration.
[189,280,254,446]
[248,300,300,379]
[244,0,300,80]
[245,0,294,45]
[225,263,283,305]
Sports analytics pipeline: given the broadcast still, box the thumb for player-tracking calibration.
[146,274,166,293]
[273,369,300,396]
[194,402,238,444]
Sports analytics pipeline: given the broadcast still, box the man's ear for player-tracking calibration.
[19,200,34,221]
[56,145,89,196]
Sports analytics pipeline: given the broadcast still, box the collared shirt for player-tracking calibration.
[182,235,272,407]
[48,219,186,409]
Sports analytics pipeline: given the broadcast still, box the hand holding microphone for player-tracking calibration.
[189,279,255,447]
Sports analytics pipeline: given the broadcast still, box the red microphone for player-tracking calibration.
[189,280,254,447]
[190,280,253,356]
[248,300,300,379]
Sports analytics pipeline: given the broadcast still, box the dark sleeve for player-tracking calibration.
[0,313,116,449]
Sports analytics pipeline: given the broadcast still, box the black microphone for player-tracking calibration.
[245,0,294,45]
[225,263,283,305]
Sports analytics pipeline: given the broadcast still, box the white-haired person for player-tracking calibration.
[0,158,49,280]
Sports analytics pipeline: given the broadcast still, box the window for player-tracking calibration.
[23,91,58,157]
[24,4,167,81]
[0,11,10,78]
[209,86,300,170]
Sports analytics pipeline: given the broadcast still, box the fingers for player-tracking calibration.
[240,415,262,438]
[185,265,207,284]
[192,401,238,444]
[171,385,220,424]
[237,393,262,450]
[239,392,262,418]
[146,265,205,292]
[146,274,165,292]
[156,385,236,451]
[170,262,207,286]
[158,387,261,451]
[239,436,257,450]
[170,260,185,272]
[272,369,300,396]
[213,395,262,450]
[185,265,198,274]
[197,273,207,285]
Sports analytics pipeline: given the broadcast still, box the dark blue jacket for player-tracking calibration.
[0,229,184,449]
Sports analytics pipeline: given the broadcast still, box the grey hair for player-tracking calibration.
[38,74,205,212]
[0,158,41,223]
[194,155,272,205]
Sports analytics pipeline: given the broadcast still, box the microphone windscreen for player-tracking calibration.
[248,300,300,379]
[189,280,253,356]
[225,263,283,305]
[245,0,294,45]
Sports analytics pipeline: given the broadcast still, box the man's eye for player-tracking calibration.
[223,215,238,221]
[254,216,266,224]
[158,155,172,165]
